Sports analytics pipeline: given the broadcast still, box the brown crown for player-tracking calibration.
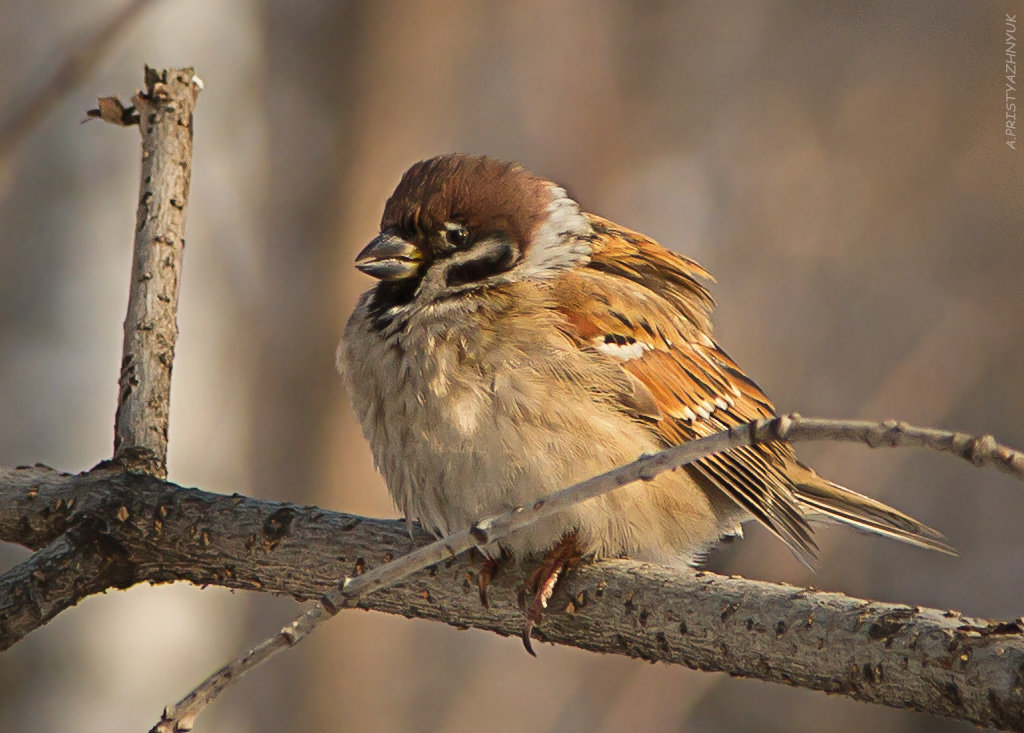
[381,154,553,253]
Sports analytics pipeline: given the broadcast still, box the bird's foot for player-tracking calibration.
[521,533,579,656]
[477,554,501,607]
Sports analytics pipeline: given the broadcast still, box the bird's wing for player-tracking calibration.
[551,214,952,567]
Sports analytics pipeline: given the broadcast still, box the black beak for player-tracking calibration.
[354,233,423,281]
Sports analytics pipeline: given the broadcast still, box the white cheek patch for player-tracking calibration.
[517,185,592,278]
[593,337,653,361]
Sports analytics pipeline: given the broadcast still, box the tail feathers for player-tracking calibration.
[793,478,957,556]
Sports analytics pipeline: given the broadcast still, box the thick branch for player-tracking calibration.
[149,416,1024,732]
[109,67,201,477]
[1,419,1023,732]
[0,517,135,648]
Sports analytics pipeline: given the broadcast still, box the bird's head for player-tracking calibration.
[355,154,593,298]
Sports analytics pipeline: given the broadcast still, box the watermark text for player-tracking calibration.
[1007,13,1017,149]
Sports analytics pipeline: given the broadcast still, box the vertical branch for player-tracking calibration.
[112,66,201,477]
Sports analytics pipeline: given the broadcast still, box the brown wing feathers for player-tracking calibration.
[554,213,953,567]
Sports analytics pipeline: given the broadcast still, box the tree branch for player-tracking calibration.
[0,515,135,648]
[1,415,1022,730]
[107,66,201,477]
[149,416,1024,732]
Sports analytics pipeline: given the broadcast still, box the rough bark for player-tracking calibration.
[112,66,200,477]
[1,464,1021,731]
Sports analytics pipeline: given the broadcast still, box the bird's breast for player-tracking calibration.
[340,288,739,561]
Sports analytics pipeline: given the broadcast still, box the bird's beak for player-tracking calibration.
[354,233,423,281]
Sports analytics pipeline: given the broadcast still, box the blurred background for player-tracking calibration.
[0,1,1021,731]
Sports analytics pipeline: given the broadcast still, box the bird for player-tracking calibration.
[337,153,954,653]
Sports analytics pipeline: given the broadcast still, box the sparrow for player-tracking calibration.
[338,153,954,653]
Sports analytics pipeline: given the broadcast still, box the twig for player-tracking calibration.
[150,416,1024,732]
[0,0,157,172]
[106,67,201,477]
[0,443,1020,729]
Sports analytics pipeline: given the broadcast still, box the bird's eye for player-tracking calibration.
[443,224,469,249]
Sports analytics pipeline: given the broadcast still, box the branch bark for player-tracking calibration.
[1,419,1022,732]
[0,514,135,648]
[109,66,201,477]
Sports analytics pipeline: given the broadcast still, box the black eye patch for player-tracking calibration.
[444,239,518,287]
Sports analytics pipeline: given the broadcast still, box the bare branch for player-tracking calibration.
[1,412,1021,730]
[0,516,134,649]
[773,416,1024,480]
[151,604,335,733]
[146,415,1024,731]
[0,0,157,173]
[108,67,202,477]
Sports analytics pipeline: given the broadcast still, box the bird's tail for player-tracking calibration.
[791,466,956,556]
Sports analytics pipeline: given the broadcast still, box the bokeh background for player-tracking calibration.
[1,1,1021,731]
